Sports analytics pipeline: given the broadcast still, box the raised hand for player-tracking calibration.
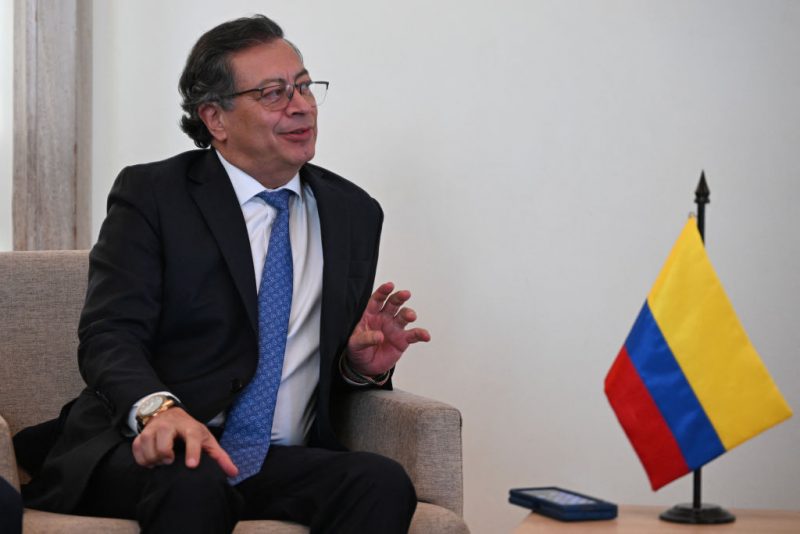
[346,282,431,377]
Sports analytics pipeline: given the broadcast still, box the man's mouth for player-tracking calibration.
[281,127,314,141]
[284,127,311,135]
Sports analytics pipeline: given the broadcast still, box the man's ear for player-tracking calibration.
[198,103,228,143]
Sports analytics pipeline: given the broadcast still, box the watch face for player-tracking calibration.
[139,395,164,416]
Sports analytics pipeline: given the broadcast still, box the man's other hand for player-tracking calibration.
[132,407,238,478]
[346,282,431,376]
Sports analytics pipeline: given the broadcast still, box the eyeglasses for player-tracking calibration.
[223,80,329,111]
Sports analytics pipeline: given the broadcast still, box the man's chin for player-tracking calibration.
[293,145,316,166]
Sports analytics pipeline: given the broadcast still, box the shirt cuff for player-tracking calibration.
[127,391,179,435]
[339,352,391,386]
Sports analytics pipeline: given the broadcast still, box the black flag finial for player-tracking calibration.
[694,171,710,242]
[695,171,710,206]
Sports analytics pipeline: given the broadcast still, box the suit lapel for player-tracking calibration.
[187,151,258,333]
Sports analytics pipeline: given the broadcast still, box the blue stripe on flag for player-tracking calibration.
[624,302,726,469]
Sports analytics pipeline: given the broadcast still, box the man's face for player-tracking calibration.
[213,39,318,186]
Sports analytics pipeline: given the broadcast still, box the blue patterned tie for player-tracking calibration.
[221,189,294,484]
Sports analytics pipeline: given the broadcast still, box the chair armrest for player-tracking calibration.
[0,414,20,491]
[334,389,463,517]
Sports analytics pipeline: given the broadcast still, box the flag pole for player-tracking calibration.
[659,171,735,525]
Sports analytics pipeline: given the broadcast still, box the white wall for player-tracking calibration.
[89,1,800,532]
[0,0,12,250]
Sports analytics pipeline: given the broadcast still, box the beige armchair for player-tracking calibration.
[0,250,468,533]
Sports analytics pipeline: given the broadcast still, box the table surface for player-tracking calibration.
[514,505,800,533]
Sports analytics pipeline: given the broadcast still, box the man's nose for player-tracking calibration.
[285,87,314,114]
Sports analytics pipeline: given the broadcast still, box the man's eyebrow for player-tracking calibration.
[255,69,310,87]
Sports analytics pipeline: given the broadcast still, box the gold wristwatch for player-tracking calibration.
[135,394,178,432]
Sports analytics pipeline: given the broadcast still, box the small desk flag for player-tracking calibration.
[605,217,792,490]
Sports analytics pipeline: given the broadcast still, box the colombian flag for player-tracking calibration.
[605,218,792,490]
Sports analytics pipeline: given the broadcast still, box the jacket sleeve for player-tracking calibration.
[340,195,393,392]
[77,166,170,428]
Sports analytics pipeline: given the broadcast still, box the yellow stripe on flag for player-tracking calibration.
[647,218,792,450]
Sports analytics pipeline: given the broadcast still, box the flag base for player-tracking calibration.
[660,503,735,524]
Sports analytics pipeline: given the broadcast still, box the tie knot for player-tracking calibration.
[257,189,293,211]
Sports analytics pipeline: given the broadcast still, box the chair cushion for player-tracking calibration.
[22,502,469,533]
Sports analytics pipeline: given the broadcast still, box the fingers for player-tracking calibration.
[393,307,417,328]
[394,309,431,342]
[133,424,176,468]
[380,289,411,317]
[155,425,176,465]
[405,327,431,344]
[131,407,237,476]
[205,442,239,478]
[184,429,203,468]
[389,307,431,345]
[365,282,417,316]
[172,421,238,477]
[391,308,431,343]
[132,435,149,467]
[364,282,395,315]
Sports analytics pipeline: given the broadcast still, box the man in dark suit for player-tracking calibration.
[0,476,22,534]
[22,14,429,533]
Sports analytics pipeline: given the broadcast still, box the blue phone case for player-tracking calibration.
[509,486,618,521]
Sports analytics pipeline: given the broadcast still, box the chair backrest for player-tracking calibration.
[0,250,90,435]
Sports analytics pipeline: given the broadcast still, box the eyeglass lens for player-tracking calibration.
[262,82,327,110]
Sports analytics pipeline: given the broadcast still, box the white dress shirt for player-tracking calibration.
[129,152,324,446]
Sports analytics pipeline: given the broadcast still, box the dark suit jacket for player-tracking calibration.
[22,149,385,513]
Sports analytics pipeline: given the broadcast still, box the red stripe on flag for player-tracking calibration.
[605,346,690,490]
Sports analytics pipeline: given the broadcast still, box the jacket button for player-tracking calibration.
[231,378,244,393]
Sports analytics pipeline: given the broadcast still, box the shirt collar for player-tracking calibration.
[215,150,302,207]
